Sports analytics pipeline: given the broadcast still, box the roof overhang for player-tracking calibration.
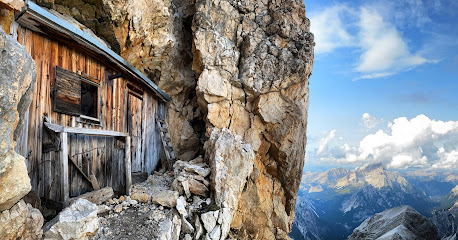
[15,1,171,102]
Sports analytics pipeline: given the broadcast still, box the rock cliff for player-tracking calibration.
[32,0,314,238]
[433,201,458,239]
[348,205,440,240]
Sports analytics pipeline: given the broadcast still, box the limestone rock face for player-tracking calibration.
[0,0,24,11]
[348,205,440,240]
[205,128,255,239]
[206,128,254,210]
[101,0,201,161]
[43,198,99,240]
[0,27,36,211]
[0,200,43,239]
[193,0,313,238]
[0,27,36,156]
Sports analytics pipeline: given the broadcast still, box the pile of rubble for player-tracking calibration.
[93,155,226,240]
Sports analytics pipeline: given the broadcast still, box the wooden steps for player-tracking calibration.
[156,117,177,169]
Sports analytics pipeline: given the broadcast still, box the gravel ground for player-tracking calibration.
[93,202,176,239]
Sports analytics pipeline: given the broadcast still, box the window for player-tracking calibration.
[53,66,101,124]
[81,80,98,118]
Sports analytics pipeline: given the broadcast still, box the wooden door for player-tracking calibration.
[127,92,143,173]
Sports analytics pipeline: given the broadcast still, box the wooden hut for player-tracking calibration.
[13,1,171,208]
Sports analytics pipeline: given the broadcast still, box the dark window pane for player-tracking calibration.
[81,81,98,118]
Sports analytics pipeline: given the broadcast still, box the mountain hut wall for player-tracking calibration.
[13,13,168,209]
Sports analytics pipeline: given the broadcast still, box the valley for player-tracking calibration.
[291,164,458,240]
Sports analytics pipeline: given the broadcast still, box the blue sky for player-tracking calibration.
[304,0,458,172]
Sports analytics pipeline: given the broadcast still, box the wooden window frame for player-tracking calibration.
[77,73,102,126]
[53,66,103,126]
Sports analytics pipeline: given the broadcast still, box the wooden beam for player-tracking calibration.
[125,136,132,195]
[44,122,128,137]
[60,132,69,207]
[107,72,122,80]
[45,122,64,132]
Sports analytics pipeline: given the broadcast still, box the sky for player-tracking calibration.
[304,0,458,172]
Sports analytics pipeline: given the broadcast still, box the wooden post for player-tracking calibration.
[125,136,132,195]
[60,132,69,207]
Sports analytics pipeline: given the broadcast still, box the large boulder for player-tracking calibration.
[0,200,43,239]
[0,151,31,211]
[348,205,440,240]
[205,128,254,239]
[205,128,254,209]
[0,26,36,211]
[131,173,180,207]
[43,198,99,240]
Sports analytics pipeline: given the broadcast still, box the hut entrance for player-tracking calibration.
[127,92,143,173]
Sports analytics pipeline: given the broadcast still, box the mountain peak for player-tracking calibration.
[302,163,415,193]
[349,205,440,240]
[360,163,385,172]
[451,185,458,196]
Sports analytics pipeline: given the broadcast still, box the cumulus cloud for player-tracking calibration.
[317,130,336,156]
[309,5,355,54]
[309,2,437,79]
[316,115,458,170]
[361,113,378,131]
[356,8,432,78]
[433,148,458,170]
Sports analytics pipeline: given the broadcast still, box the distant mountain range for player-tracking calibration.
[291,164,458,240]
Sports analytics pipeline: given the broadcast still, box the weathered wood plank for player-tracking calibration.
[82,134,90,194]
[44,122,128,137]
[60,132,69,207]
[141,94,147,173]
[125,136,131,195]
[69,134,78,197]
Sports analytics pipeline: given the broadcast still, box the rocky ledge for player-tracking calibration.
[348,205,440,240]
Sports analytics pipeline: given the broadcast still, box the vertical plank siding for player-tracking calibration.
[16,28,164,203]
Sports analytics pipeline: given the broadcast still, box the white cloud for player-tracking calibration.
[315,115,458,170]
[355,72,395,80]
[356,8,430,76]
[361,113,378,131]
[309,3,438,79]
[309,5,355,54]
[433,147,458,170]
[317,130,336,156]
